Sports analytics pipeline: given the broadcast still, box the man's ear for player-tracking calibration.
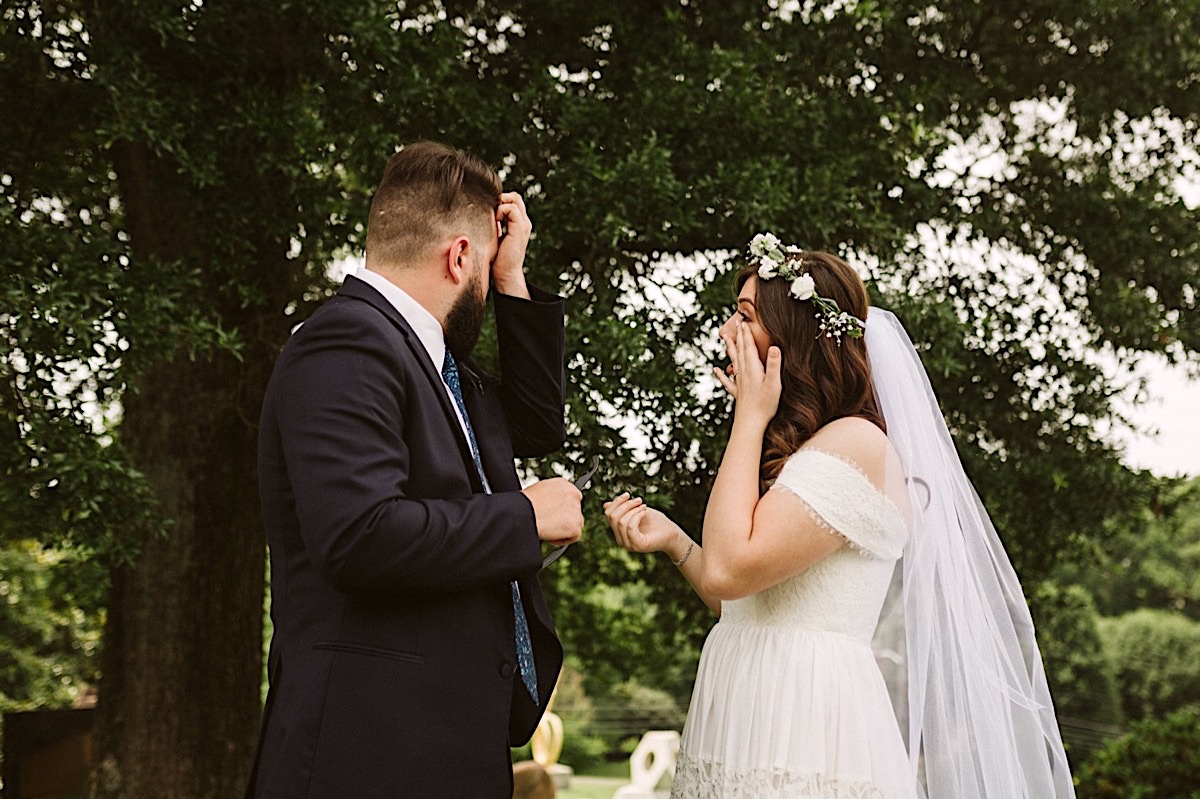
[445,236,471,285]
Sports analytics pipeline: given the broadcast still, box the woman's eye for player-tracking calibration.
[738,312,751,322]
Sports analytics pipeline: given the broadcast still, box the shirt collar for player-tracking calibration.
[355,266,445,372]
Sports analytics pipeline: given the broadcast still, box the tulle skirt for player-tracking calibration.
[670,621,917,799]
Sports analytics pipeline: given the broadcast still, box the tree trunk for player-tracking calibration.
[92,360,265,798]
[89,141,275,798]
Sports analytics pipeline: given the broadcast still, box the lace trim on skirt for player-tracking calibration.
[670,750,892,799]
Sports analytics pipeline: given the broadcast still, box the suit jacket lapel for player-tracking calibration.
[337,276,483,492]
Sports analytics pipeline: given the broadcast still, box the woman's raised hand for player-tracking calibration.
[604,493,685,555]
[714,321,782,428]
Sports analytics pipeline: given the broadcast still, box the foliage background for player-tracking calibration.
[1,0,1198,795]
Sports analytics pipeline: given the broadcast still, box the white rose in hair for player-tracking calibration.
[790,274,815,300]
[750,232,782,258]
[758,258,779,279]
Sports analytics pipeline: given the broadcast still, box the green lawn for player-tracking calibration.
[554,760,672,799]
[558,783,619,799]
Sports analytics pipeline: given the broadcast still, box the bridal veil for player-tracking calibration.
[866,308,1076,798]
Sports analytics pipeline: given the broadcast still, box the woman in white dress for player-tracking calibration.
[605,235,1076,799]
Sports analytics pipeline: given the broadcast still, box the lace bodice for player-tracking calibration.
[720,449,908,642]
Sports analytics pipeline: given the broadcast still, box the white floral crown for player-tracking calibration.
[748,233,865,343]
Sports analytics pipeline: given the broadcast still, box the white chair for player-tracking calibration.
[613,730,681,798]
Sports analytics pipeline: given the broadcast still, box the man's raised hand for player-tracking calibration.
[493,191,531,299]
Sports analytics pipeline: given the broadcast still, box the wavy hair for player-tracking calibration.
[734,251,885,489]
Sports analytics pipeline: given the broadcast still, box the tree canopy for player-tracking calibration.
[2,1,1197,795]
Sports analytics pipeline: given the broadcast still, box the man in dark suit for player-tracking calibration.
[247,141,583,797]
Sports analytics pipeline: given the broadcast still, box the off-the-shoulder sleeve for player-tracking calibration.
[770,448,907,560]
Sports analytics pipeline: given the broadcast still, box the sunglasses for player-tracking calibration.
[539,455,600,570]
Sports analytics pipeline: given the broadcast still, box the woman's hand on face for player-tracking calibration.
[604,493,683,555]
[714,321,781,427]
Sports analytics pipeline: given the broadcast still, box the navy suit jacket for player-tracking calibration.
[247,276,567,798]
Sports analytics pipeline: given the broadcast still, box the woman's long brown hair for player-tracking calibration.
[734,251,885,490]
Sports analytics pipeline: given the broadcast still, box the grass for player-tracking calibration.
[552,760,672,799]
[558,783,620,799]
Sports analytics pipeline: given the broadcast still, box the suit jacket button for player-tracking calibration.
[500,663,514,679]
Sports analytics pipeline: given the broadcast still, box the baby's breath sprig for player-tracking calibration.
[747,234,865,344]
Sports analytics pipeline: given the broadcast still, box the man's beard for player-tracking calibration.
[444,263,486,360]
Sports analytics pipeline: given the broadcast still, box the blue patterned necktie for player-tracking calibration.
[441,349,539,706]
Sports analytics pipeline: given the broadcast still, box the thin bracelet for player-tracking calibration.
[671,540,695,567]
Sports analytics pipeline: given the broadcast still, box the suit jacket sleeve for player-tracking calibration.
[268,299,542,597]
[492,284,567,458]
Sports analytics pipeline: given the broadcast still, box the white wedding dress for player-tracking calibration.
[671,447,917,799]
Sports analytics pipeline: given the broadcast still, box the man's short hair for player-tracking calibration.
[365,141,501,268]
